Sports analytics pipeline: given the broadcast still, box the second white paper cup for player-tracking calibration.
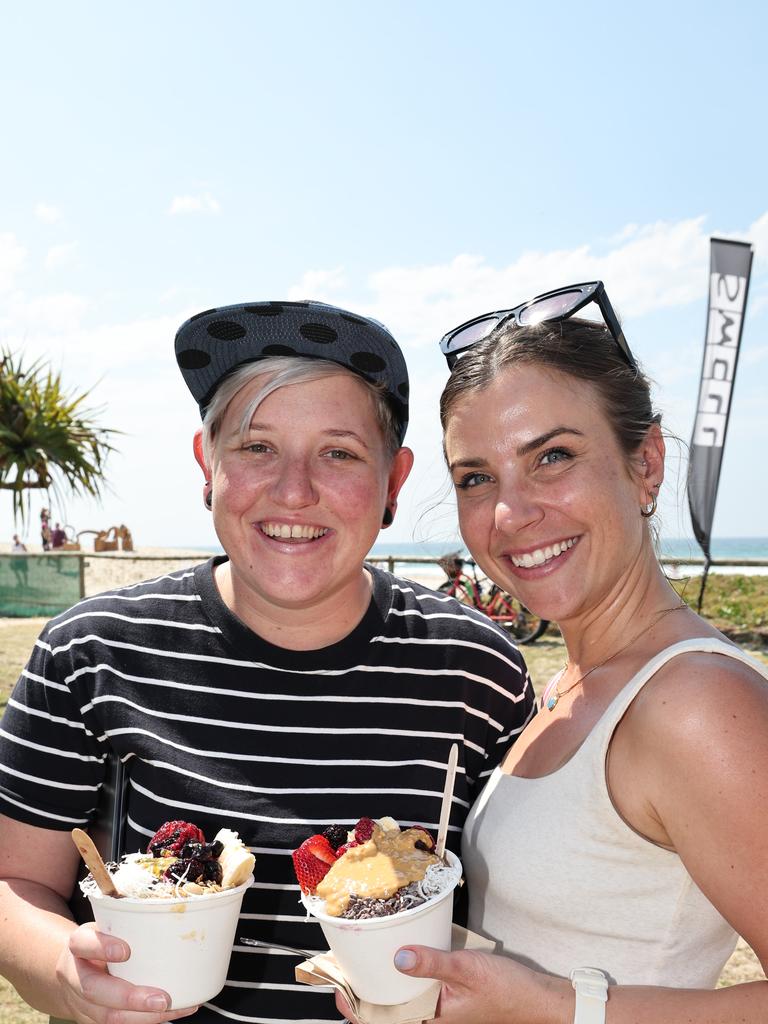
[301,850,461,1005]
[88,876,252,1008]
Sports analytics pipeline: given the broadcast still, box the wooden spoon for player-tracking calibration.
[435,743,459,861]
[71,828,122,898]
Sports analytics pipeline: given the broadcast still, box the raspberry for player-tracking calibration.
[148,821,205,857]
[292,834,338,895]
[353,817,376,843]
[322,824,349,852]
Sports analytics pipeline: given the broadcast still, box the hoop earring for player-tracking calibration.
[382,507,393,527]
[640,493,657,518]
[204,487,213,510]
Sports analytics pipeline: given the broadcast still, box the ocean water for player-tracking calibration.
[368,537,768,579]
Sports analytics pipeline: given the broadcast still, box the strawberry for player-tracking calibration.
[292,834,338,894]
[148,820,206,857]
[353,816,376,843]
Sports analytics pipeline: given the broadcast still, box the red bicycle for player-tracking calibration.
[437,553,549,645]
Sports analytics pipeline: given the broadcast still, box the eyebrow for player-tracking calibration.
[448,427,583,472]
[516,426,584,456]
[242,422,371,450]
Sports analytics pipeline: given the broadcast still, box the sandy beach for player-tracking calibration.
[0,544,445,598]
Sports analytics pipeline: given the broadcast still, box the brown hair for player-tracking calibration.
[440,317,661,462]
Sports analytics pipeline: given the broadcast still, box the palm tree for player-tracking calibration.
[0,348,118,524]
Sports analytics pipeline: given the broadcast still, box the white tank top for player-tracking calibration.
[462,638,768,987]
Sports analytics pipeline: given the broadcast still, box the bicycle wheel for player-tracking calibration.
[487,587,549,644]
[438,578,474,606]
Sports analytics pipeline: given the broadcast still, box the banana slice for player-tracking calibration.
[215,828,256,888]
[376,816,400,832]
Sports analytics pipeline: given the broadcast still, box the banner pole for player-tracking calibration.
[696,556,711,615]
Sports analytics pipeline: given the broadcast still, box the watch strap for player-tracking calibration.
[570,967,608,1024]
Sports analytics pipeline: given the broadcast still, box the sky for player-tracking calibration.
[1,0,767,553]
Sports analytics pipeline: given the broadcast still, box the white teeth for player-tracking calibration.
[261,522,329,540]
[510,537,577,569]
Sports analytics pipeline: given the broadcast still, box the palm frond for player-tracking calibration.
[0,348,120,524]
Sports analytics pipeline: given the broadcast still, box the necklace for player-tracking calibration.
[544,602,688,712]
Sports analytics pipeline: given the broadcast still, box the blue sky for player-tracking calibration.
[2,1,766,550]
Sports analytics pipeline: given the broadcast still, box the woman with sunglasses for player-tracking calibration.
[344,284,768,1023]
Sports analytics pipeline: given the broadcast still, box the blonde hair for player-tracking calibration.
[202,357,401,465]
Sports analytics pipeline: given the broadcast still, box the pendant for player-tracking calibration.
[546,692,559,712]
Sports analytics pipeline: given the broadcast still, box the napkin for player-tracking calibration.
[295,924,498,1024]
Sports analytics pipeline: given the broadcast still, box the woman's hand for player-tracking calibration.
[56,923,199,1024]
[336,946,569,1024]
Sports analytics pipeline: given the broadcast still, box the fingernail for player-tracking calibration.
[106,942,126,961]
[146,996,169,1011]
[394,949,417,971]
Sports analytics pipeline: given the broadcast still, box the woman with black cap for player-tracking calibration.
[0,301,536,1024]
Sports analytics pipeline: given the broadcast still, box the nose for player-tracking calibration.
[493,482,543,535]
[269,454,319,508]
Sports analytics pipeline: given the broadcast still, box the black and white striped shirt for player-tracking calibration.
[0,558,535,1024]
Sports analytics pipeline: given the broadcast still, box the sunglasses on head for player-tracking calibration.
[439,281,636,371]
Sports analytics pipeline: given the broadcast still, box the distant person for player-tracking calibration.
[50,522,66,549]
[360,282,768,1024]
[9,535,28,586]
[0,301,536,1024]
[40,508,51,551]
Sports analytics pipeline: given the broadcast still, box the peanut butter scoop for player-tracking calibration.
[316,825,439,916]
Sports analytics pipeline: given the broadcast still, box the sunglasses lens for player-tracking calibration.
[518,290,585,326]
[445,316,500,353]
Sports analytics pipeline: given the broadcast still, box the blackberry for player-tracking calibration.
[180,839,223,861]
[322,824,349,852]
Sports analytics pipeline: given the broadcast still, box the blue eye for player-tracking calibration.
[539,447,572,466]
[456,472,493,490]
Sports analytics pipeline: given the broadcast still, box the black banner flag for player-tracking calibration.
[688,237,753,563]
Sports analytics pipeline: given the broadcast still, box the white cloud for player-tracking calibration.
[0,232,27,292]
[168,193,221,215]
[362,216,711,348]
[44,241,78,270]
[35,202,62,224]
[286,267,348,300]
[284,213,768,354]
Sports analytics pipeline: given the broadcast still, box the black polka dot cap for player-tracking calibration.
[175,300,409,443]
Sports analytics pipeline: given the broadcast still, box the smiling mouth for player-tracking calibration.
[260,522,330,541]
[509,537,578,569]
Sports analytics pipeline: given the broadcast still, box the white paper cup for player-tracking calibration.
[301,851,461,1005]
[88,876,253,1008]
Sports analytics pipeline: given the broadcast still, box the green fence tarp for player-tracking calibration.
[0,554,83,616]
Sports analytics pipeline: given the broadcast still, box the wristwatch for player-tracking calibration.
[569,967,608,1024]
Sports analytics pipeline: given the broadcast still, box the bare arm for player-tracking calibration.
[368,654,768,1023]
[0,815,192,1024]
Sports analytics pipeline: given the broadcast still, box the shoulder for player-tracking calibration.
[381,568,531,685]
[42,561,207,645]
[626,642,768,756]
[386,569,519,638]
